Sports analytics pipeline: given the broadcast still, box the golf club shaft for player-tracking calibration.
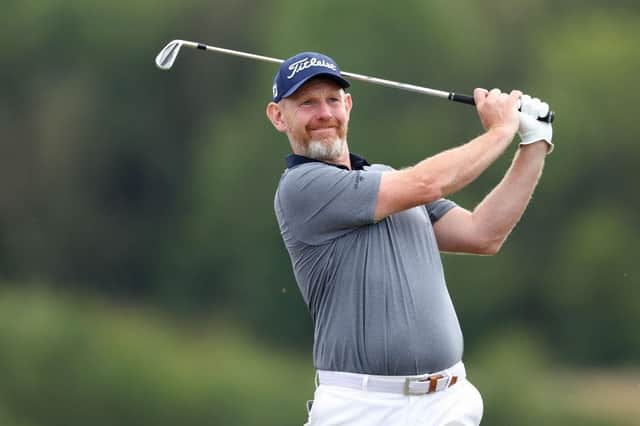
[158,40,554,123]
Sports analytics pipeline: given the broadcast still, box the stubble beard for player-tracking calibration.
[304,137,346,162]
[294,122,349,162]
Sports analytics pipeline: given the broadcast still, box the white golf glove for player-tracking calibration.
[518,95,554,154]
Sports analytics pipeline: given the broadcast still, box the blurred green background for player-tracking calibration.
[1,0,639,425]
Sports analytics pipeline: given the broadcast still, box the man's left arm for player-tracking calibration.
[433,142,547,254]
[434,96,554,255]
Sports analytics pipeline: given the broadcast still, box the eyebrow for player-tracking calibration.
[295,87,343,99]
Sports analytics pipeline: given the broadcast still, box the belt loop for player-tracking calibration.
[314,371,319,389]
[449,376,458,387]
[428,374,445,393]
[362,375,369,392]
[428,376,438,393]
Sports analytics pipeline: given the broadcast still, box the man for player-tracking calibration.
[266,52,553,426]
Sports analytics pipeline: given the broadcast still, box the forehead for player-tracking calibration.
[289,78,344,98]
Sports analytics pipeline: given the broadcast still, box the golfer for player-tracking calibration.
[266,52,553,426]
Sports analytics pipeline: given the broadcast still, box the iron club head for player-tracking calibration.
[155,40,184,70]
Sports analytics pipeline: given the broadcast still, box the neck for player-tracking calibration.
[323,149,351,169]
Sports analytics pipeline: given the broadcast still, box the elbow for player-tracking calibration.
[469,216,510,255]
[481,243,501,256]
[476,237,504,256]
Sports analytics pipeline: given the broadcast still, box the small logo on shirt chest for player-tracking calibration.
[354,172,364,189]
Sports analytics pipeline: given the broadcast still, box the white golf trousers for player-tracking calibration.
[304,371,483,425]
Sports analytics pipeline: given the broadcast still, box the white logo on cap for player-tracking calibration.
[272,83,278,98]
[286,57,337,79]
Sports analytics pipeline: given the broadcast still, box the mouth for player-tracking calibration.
[309,126,338,136]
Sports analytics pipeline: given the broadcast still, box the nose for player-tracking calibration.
[315,100,333,120]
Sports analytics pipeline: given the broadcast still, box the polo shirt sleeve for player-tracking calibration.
[276,164,382,245]
[425,198,457,223]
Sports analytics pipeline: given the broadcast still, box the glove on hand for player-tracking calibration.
[518,95,554,154]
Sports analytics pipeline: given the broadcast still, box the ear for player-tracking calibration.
[266,102,288,133]
[344,92,353,115]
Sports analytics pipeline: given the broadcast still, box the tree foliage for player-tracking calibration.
[1,0,639,365]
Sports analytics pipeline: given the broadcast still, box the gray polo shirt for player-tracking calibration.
[274,153,463,376]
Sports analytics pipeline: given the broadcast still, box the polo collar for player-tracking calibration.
[285,153,371,171]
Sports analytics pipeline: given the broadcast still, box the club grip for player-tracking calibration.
[448,92,555,123]
[449,93,476,105]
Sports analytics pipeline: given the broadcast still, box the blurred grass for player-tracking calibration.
[468,330,640,426]
[0,286,637,426]
[0,286,315,426]
[560,369,640,424]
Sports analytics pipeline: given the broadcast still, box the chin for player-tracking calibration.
[305,138,346,161]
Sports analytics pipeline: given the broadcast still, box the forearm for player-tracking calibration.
[471,142,547,250]
[374,88,522,221]
[408,126,515,199]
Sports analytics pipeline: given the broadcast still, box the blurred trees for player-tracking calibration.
[1,0,639,367]
[3,289,634,426]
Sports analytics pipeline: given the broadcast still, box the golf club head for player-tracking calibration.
[155,40,184,70]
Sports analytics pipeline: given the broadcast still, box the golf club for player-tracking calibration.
[155,39,555,123]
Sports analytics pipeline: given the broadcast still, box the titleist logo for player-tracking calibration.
[286,57,337,79]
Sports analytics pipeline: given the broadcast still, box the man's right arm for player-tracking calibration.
[374,88,521,221]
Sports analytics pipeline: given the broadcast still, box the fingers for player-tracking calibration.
[474,88,519,106]
[475,87,551,129]
[520,94,550,118]
[539,101,549,117]
[487,88,521,108]
[477,88,521,111]
[522,95,534,114]
[474,88,520,133]
[473,88,488,105]
[486,88,506,106]
[509,90,523,104]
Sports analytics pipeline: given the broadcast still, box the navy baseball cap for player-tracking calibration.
[272,52,350,102]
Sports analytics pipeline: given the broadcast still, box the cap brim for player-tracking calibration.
[280,72,350,101]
